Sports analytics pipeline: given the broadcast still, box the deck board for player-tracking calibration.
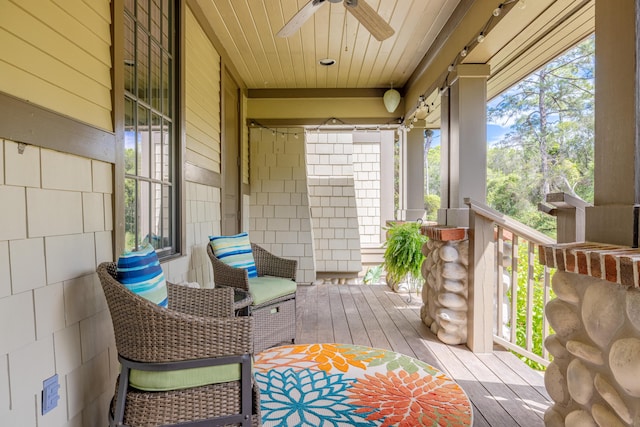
[294,283,551,427]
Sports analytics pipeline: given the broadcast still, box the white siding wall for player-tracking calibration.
[306,132,362,274]
[0,0,112,131]
[165,6,224,288]
[185,7,221,173]
[0,139,115,425]
[242,94,250,185]
[249,128,315,284]
[163,182,221,289]
[352,133,382,247]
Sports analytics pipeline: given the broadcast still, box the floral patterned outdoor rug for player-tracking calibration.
[254,343,472,427]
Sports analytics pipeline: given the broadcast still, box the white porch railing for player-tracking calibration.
[465,198,555,367]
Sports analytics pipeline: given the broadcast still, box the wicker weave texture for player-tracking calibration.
[253,298,296,353]
[98,263,253,361]
[207,243,298,353]
[97,262,261,426]
[113,380,261,427]
[207,243,297,291]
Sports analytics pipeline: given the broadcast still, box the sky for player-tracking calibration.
[427,123,510,147]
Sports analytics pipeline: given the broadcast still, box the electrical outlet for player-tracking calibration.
[42,374,60,415]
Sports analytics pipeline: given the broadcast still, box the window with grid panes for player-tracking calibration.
[123,0,177,256]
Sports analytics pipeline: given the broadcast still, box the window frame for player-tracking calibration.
[114,0,185,259]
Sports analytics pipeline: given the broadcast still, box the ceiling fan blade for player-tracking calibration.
[277,0,326,38]
[344,0,394,41]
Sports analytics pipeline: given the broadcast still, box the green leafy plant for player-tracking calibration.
[507,241,555,370]
[383,221,428,286]
[363,264,383,284]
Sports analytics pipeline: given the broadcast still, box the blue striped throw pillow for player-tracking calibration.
[116,244,168,308]
[209,232,258,278]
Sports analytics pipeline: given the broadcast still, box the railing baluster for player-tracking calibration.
[496,226,504,337]
[465,198,556,367]
[510,235,519,346]
[526,242,535,352]
[542,265,551,360]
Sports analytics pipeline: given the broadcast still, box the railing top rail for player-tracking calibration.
[465,197,556,245]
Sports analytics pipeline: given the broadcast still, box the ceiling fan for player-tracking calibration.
[277,0,395,42]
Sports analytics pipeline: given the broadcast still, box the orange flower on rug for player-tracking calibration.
[348,370,472,427]
[254,343,472,427]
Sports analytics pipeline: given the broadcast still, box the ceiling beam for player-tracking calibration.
[248,88,392,98]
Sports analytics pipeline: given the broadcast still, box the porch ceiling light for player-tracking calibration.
[383,88,401,113]
[319,58,336,66]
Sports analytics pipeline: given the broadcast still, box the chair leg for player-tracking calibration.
[112,368,129,426]
[241,354,252,427]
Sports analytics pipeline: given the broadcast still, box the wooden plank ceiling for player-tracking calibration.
[192,0,594,123]
[193,0,462,90]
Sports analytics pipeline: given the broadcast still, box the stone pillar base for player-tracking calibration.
[421,225,469,345]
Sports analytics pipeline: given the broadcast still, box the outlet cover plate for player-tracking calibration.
[42,374,60,415]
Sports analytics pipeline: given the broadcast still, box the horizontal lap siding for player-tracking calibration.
[185,7,221,174]
[242,94,249,185]
[0,0,112,131]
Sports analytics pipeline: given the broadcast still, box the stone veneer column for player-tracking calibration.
[421,225,470,345]
[539,243,640,426]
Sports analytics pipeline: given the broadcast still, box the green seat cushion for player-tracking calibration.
[248,277,297,306]
[129,363,241,392]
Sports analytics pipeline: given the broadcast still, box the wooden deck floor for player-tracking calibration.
[295,283,552,427]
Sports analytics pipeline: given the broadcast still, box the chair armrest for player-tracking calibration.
[207,243,251,291]
[117,303,253,361]
[252,243,297,280]
[167,284,235,318]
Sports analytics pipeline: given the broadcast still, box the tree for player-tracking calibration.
[487,35,594,232]
[488,35,594,205]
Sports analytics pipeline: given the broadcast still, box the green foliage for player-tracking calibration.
[486,39,593,369]
[507,242,556,370]
[363,264,383,285]
[124,148,137,250]
[383,221,427,285]
[426,146,441,196]
[487,35,594,232]
[424,194,440,221]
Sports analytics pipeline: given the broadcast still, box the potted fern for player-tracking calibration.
[383,221,428,292]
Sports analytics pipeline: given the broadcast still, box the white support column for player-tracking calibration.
[437,90,450,225]
[439,64,490,227]
[585,0,640,246]
[405,129,426,221]
[397,127,408,220]
[467,209,496,353]
[380,130,396,238]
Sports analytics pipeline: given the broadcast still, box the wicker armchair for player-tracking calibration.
[97,262,261,427]
[207,243,297,353]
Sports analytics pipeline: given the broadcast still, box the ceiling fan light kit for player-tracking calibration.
[277,0,394,42]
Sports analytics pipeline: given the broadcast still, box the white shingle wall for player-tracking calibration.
[305,132,363,273]
[353,140,382,246]
[249,128,315,284]
[164,182,220,288]
[0,140,115,425]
